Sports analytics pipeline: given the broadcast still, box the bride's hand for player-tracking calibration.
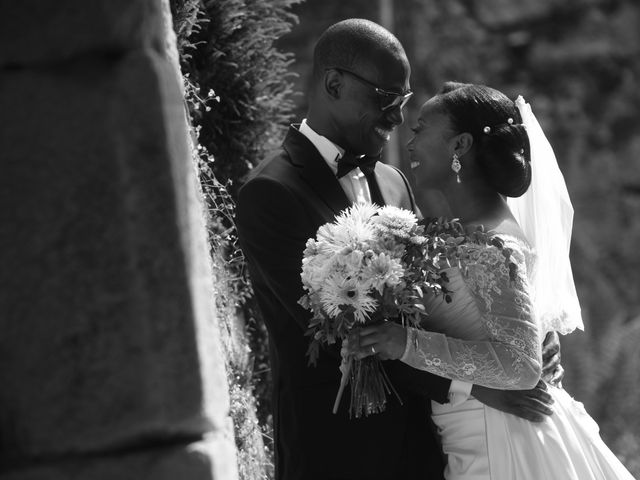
[343,322,407,360]
[541,331,564,386]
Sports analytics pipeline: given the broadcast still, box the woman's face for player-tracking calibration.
[407,98,457,189]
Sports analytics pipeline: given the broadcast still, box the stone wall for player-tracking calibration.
[0,1,238,478]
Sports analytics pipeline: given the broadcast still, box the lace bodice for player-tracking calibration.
[400,235,542,390]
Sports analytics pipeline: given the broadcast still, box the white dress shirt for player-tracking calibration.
[299,120,371,204]
[299,119,472,406]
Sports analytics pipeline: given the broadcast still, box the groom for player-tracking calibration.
[237,19,560,480]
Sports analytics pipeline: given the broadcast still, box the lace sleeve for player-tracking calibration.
[401,238,542,390]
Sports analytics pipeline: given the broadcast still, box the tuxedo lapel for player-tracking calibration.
[284,126,351,216]
[375,168,392,206]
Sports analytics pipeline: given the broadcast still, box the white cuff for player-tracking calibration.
[448,380,473,406]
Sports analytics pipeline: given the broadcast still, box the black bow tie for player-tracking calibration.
[336,153,380,179]
[335,153,386,206]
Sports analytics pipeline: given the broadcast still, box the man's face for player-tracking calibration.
[332,52,411,157]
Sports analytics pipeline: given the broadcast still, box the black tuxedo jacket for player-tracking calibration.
[236,126,451,480]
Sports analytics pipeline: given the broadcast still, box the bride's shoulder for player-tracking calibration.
[466,217,533,270]
[492,219,530,248]
[469,218,530,250]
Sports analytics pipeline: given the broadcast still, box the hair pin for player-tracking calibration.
[483,118,516,135]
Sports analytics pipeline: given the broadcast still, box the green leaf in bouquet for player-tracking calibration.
[298,295,311,309]
[491,236,504,249]
[306,315,323,329]
[306,340,320,366]
[508,262,518,282]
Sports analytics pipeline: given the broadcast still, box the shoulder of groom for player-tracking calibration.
[377,162,418,212]
[244,145,294,184]
[378,162,412,191]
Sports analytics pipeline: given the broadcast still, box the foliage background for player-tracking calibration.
[170,0,301,478]
[172,0,640,477]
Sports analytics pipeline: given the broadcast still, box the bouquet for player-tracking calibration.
[298,204,451,418]
[299,205,517,418]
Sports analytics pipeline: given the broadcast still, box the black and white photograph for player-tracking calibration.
[1,1,639,479]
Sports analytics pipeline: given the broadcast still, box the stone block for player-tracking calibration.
[0,432,237,480]
[0,48,229,461]
[0,0,164,67]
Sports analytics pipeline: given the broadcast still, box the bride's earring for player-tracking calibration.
[451,153,461,183]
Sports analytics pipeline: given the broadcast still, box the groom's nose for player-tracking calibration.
[384,104,405,127]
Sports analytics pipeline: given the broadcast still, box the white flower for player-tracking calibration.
[375,236,407,259]
[315,249,366,290]
[320,274,378,323]
[409,235,427,246]
[318,216,376,250]
[301,258,327,292]
[362,253,404,293]
[300,203,424,326]
[340,203,379,225]
[372,206,418,235]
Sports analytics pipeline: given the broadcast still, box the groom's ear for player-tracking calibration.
[324,69,343,100]
[452,132,473,157]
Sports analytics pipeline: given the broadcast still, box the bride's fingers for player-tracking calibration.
[547,365,565,386]
[355,335,389,360]
[542,352,561,376]
[357,333,380,348]
[358,325,382,337]
[352,344,379,360]
[542,331,560,358]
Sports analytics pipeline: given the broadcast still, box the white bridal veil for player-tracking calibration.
[507,96,584,336]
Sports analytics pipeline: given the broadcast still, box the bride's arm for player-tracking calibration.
[352,240,542,390]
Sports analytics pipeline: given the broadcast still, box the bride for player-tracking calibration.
[346,82,635,479]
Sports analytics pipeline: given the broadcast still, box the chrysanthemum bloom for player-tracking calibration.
[373,206,419,234]
[363,253,404,294]
[320,274,378,323]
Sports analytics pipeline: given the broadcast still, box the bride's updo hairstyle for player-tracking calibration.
[434,82,531,197]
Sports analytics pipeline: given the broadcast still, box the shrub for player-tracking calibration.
[169,1,303,478]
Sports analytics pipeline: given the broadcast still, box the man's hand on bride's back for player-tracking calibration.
[471,380,554,423]
[473,332,562,422]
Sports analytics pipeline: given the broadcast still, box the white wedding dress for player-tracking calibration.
[400,235,635,480]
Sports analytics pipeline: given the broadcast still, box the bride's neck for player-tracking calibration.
[441,178,506,226]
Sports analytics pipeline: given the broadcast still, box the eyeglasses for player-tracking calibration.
[329,67,413,112]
